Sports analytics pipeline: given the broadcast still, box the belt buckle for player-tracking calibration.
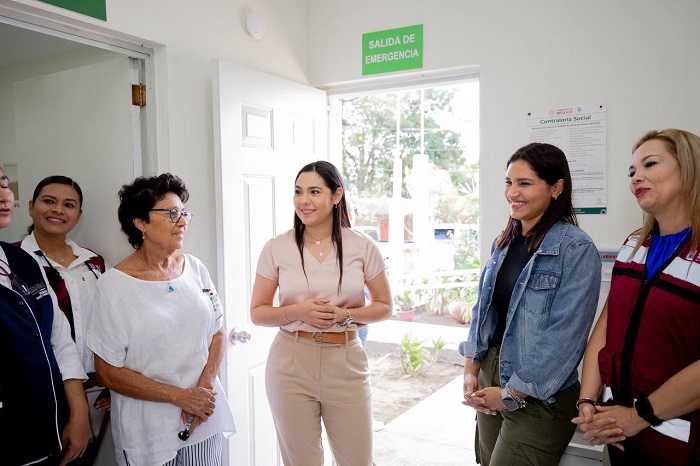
[311,332,323,344]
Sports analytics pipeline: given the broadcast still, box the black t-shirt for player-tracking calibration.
[489,235,534,347]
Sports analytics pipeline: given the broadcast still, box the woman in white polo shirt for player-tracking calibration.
[19,175,109,466]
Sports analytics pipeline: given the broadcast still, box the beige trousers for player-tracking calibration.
[266,330,373,466]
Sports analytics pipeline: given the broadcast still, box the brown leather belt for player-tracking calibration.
[282,329,357,344]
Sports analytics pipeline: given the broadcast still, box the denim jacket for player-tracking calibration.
[460,221,601,404]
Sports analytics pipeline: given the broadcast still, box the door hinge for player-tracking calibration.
[131,84,146,107]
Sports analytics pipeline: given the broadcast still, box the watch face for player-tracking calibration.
[341,316,354,327]
[502,397,520,411]
[501,387,522,411]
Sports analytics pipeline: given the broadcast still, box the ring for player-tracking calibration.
[187,416,194,423]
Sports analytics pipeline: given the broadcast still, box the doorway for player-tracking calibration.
[327,77,481,464]
[0,13,155,264]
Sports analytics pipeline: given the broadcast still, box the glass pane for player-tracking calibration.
[339,81,480,310]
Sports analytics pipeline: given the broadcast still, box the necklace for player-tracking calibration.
[49,248,70,263]
[138,251,175,292]
[305,231,332,257]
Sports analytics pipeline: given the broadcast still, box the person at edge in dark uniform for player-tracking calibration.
[0,167,89,466]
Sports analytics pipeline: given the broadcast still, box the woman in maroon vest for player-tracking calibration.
[574,129,700,465]
[18,176,110,466]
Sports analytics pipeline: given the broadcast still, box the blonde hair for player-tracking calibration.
[631,129,700,256]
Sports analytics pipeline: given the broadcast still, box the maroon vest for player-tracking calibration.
[599,233,700,464]
[15,242,106,341]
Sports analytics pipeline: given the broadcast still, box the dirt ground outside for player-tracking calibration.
[368,347,464,425]
[366,310,467,425]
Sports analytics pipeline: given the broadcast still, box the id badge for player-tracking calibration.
[204,289,224,321]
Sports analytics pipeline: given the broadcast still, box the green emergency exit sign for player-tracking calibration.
[362,24,423,75]
[38,0,107,20]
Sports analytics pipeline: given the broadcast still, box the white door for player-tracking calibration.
[212,61,328,466]
[7,57,142,266]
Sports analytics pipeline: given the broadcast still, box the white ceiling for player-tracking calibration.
[0,21,92,68]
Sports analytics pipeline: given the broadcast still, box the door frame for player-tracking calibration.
[0,4,161,173]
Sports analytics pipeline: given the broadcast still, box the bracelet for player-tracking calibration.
[575,398,600,411]
[340,308,354,327]
[282,306,292,323]
[506,385,527,409]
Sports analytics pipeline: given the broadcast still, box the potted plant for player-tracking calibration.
[426,276,454,315]
[447,283,477,324]
[394,289,417,322]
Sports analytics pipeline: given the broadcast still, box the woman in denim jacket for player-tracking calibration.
[459,142,601,466]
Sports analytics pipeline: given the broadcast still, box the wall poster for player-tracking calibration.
[526,103,607,214]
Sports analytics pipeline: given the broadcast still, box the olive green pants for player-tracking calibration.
[475,346,579,466]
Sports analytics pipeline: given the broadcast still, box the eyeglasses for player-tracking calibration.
[0,258,30,295]
[150,208,193,223]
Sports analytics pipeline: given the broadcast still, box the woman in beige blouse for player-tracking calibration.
[251,160,392,466]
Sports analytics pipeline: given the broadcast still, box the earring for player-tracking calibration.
[334,204,338,209]
[142,229,146,240]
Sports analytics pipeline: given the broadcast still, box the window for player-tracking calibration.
[331,81,480,274]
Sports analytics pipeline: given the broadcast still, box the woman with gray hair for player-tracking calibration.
[87,173,235,466]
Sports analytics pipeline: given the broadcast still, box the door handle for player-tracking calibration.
[229,328,252,345]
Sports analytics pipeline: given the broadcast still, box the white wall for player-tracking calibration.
[0,47,124,242]
[10,0,700,288]
[308,0,700,262]
[104,0,312,270]
[7,0,312,272]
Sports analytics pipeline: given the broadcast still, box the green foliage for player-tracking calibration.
[453,228,480,270]
[340,84,481,270]
[424,276,452,315]
[394,289,418,311]
[399,333,446,378]
[341,88,468,199]
[432,337,446,360]
[399,333,428,378]
[341,94,397,197]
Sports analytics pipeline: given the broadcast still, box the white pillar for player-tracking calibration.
[412,153,431,256]
[389,154,404,279]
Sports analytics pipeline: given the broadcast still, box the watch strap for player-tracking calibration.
[635,397,663,426]
[501,386,526,411]
[576,398,600,411]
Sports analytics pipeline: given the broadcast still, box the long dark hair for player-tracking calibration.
[495,143,577,251]
[27,175,84,235]
[293,161,351,294]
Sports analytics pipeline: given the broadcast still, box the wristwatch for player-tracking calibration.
[340,315,354,327]
[501,387,524,411]
[340,308,354,327]
[635,397,663,426]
